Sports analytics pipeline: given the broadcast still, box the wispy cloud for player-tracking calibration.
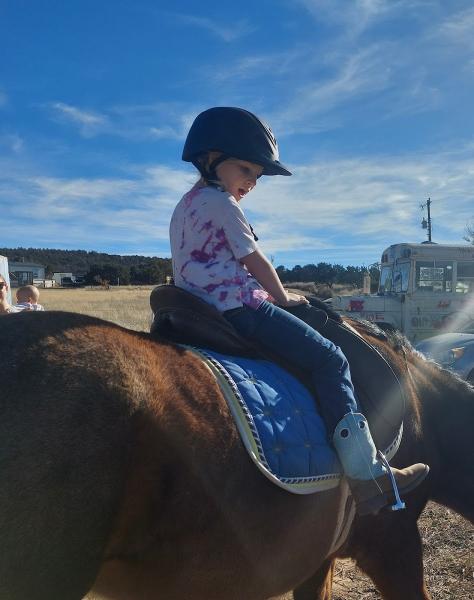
[46,101,194,141]
[297,0,430,37]
[243,145,474,263]
[0,162,196,254]
[271,44,393,133]
[209,46,309,82]
[163,11,256,42]
[50,102,109,137]
[2,144,473,262]
[0,134,24,153]
[436,6,474,51]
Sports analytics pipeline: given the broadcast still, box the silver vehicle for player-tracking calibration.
[415,332,474,383]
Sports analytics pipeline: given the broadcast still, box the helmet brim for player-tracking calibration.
[261,160,292,176]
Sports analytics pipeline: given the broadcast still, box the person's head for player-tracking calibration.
[0,275,10,307]
[16,285,40,305]
[182,107,291,199]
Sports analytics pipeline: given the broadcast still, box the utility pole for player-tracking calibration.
[421,198,432,242]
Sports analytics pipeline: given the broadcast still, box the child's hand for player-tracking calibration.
[281,292,309,307]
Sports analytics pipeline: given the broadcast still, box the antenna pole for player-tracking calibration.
[427,197,432,242]
[420,198,433,242]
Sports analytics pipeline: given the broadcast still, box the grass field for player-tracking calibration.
[40,285,155,332]
[39,287,474,599]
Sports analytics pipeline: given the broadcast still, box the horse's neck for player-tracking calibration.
[414,359,474,521]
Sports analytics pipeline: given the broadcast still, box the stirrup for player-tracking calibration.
[377,451,406,511]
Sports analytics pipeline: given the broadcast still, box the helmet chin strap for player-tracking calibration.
[193,154,231,186]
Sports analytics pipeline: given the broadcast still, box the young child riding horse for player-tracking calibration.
[169,106,429,516]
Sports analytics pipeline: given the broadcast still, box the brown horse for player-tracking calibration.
[293,322,474,600]
[0,311,471,600]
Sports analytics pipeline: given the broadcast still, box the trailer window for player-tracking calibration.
[379,266,393,292]
[415,261,453,292]
[456,261,474,293]
[393,262,410,293]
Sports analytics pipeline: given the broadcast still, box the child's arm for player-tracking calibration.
[240,249,308,307]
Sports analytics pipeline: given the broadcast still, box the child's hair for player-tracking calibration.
[16,285,40,303]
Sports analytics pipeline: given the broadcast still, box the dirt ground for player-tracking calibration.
[278,503,473,599]
[39,287,473,599]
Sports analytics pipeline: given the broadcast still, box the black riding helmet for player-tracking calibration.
[182,107,292,179]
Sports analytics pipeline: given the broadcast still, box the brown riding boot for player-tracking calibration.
[347,460,429,516]
[333,412,429,516]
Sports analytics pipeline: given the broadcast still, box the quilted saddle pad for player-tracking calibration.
[186,347,403,495]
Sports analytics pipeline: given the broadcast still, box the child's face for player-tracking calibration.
[215,158,263,202]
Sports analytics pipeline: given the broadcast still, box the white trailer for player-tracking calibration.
[52,272,75,287]
[331,243,474,342]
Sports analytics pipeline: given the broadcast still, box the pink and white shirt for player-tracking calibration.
[169,186,269,312]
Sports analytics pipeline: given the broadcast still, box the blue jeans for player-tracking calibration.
[224,301,359,433]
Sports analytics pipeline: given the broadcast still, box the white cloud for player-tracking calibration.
[244,146,474,262]
[164,12,256,42]
[271,45,393,133]
[209,49,306,82]
[0,134,24,153]
[2,145,474,264]
[32,176,138,202]
[46,101,195,141]
[50,102,109,137]
[296,0,431,36]
[436,6,474,51]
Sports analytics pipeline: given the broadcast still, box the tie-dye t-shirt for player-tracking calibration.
[170,185,269,312]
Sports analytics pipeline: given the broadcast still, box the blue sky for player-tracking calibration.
[1,0,474,267]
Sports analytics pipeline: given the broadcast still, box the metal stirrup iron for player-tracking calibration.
[377,451,406,511]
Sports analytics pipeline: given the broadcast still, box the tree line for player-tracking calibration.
[1,247,380,288]
[276,263,380,289]
[1,247,172,286]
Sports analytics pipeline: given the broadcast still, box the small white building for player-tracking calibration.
[52,272,74,286]
[9,261,46,286]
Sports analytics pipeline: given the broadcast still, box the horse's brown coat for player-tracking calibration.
[1,312,472,600]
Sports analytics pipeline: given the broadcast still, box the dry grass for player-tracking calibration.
[37,288,473,600]
[39,285,155,332]
[278,504,473,599]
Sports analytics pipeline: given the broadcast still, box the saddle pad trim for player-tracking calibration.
[187,346,341,494]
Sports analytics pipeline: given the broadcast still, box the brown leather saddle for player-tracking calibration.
[149,285,405,451]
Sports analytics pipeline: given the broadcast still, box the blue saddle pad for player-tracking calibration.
[187,347,343,494]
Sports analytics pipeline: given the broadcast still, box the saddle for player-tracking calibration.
[150,285,405,451]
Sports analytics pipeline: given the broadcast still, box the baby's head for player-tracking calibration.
[16,285,40,305]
